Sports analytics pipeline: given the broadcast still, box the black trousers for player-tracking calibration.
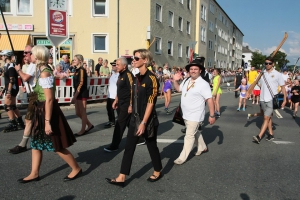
[235,82,241,97]
[110,106,131,149]
[106,98,116,123]
[120,124,162,175]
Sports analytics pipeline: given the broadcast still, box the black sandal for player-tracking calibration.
[147,174,163,182]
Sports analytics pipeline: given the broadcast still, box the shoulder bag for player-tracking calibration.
[262,73,280,109]
[172,77,190,126]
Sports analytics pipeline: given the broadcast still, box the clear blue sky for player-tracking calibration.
[217,0,300,64]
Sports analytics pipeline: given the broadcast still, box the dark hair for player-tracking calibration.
[214,68,221,74]
[265,56,274,63]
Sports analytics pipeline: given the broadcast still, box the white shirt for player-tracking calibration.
[282,73,289,82]
[179,76,212,122]
[163,68,171,76]
[108,71,119,99]
[131,68,140,77]
[259,69,284,102]
[24,63,37,93]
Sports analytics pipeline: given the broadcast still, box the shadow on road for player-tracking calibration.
[240,193,250,200]
[202,125,224,145]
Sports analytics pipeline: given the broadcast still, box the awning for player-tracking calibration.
[0,34,31,51]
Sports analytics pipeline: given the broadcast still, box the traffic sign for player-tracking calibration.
[46,0,69,47]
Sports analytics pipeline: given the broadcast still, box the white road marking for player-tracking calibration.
[272,141,294,144]
[157,139,184,143]
[274,109,283,118]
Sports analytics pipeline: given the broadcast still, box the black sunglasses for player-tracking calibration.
[265,62,273,65]
[132,56,142,61]
[24,51,32,55]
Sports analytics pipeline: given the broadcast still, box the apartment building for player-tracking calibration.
[0,0,243,70]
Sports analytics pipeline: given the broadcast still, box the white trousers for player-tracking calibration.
[178,120,207,161]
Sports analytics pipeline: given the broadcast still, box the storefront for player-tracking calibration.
[34,38,73,62]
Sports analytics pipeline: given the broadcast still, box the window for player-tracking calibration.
[155,37,162,54]
[17,0,31,15]
[187,0,191,10]
[93,0,107,16]
[178,17,183,31]
[178,43,182,57]
[93,34,108,52]
[186,46,190,58]
[179,0,183,4]
[1,0,11,13]
[168,11,174,27]
[201,26,206,42]
[208,40,213,50]
[186,21,190,34]
[210,4,215,14]
[209,21,214,32]
[156,4,162,22]
[168,41,173,56]
[201,5,206,21]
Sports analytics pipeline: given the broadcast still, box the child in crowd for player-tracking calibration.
[234,78,248,111]
[252,84,260,104]
[160,74,172,114]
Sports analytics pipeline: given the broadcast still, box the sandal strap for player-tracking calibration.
[151,174,158,179]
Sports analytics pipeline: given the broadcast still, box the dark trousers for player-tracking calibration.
[120,125,162,175]
[106,98,116,123]
[110,107,131,149]
[235,82,241,97]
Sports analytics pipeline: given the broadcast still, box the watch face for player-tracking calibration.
[50,0,67,10]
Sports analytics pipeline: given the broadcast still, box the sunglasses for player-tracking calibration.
[132,56,142,61]
[265,62,273,65]
[24,51,32,55]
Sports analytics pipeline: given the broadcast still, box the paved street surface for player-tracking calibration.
[1,88,300,200]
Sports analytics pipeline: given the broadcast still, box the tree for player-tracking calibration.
[251,51,266,69]
[269,50,289,71]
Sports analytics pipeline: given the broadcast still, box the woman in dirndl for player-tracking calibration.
[18,46,82,184]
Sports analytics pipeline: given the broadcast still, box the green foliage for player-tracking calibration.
[251,51,266,69]
[250,50,290,71]
[269,50,289,71]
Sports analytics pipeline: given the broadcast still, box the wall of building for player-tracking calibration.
[149,0,196,68]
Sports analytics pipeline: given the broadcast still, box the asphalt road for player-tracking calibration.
[0,89,300,200]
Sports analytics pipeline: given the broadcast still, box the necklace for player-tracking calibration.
[184,79,195,97]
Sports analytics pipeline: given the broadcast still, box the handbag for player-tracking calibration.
[25,82,39,120]
[262,73,280,109]
[172,103,185,126]
[172,77,191,126]
[133,78,155,138]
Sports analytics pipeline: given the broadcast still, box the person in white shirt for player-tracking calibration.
[281,69,289,82]
[252,57,287,144]
[163,63,171,76]
[172,59,216,165]
[9,45,37,154]
[104,60,119,128]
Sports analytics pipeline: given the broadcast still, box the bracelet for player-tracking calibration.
[209,115,215,118]
[7,90,11,94]
[141,121,146,125]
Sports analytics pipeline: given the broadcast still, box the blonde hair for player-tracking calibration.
[31,46,49,68]
[74,54,84,66]
[133,48,153,67]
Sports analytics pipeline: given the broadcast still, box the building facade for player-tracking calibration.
[0,0,243,71]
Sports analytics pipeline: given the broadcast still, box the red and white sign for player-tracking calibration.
[0,24,34,31]
[46,0,69,47]
[49,10,67,37]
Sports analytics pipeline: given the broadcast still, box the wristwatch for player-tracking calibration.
[209,115,215,118]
